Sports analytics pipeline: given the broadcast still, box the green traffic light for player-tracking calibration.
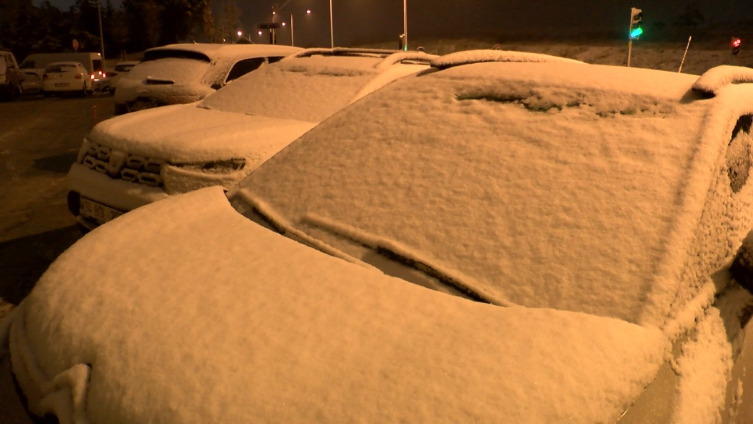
[630,27,643,39]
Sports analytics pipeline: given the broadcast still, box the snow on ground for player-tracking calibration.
[7,187,669,423]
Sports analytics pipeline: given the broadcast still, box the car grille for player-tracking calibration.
[81,141,165,187]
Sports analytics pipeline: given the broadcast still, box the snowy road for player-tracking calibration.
[0,94,115,423]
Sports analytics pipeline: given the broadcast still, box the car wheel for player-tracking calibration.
[11,83,22,100]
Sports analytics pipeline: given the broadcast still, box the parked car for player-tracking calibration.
[41,62,93,97]
[106,60,139,94]
[20,52,104,84]
[9,51,753,423]
[20,69,42,95]
[0,50,23,100]
[67,48,436,230]
[113,43,302,114]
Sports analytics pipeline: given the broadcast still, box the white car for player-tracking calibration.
[106,60,139,95]
[7,51,753,423]
[41,61,92,97]
[113,43,302,114]
[67,48,436,230]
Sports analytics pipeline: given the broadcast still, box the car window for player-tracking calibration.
[225,58,266,83]
[143,49,211,63]
[19,60,35,69]
[46,64,78,72]
[93,59,103,72]
[268,56,284,64]
[728,115,753,193]
[23,73,40,82]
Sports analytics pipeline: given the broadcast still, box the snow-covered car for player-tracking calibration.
[113,43,302,114]
[67,48,436,230]
[41,61,93,97]
[7,51,753,423]
[106,60,139,94]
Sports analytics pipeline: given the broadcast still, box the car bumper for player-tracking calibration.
[67,163,169,226]
[42,81,85,92]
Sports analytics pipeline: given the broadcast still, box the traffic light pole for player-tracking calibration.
[627,39,633,67]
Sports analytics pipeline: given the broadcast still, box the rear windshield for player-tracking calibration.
[199,56,380,122]
[45,64,78,72]
[143,49,211,63]
[19,60,35,69]
[125,58,210,85]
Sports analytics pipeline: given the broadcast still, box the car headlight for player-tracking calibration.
[172,158,246,174]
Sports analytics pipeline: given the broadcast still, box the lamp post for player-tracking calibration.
[97,0,105,63]
[329,0,334,48]
[403,0,407,51]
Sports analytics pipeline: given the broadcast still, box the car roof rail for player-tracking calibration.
[430,49,585,70]
[692,65,753,96]
[375,51,438,70]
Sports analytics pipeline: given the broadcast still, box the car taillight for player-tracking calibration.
[101,72,106,78]
[90,74,95,79]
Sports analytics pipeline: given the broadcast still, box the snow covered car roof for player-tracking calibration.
[233,60,753,332]
[145,43,301,62]
[430,48,585,69]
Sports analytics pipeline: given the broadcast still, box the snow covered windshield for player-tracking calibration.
[199,55,382,123]
[233,61,713,325]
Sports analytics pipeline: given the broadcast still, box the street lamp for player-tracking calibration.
[287,10,311,47]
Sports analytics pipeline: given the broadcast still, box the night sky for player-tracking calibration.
[38,0,753,47]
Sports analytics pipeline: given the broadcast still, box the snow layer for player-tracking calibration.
[692,65,753,95]
[431,48,584,69]
[8,187,669,423]
[87,103,315,162]
[237,61,753,328]
[670,307,733,424]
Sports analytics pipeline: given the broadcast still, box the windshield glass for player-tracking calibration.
[46,64,78,72]
[232,62,709,324]
[199,55,381,123]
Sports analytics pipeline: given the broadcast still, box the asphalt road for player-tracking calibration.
[0,93,115,423]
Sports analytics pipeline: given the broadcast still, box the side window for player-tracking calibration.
[727,115,753,193]
[93,59,103,73]
[225,58,266,83]
[268,56,284,64]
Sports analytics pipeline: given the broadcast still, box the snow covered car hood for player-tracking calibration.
[87,103,316,163]
[5,187,668,423]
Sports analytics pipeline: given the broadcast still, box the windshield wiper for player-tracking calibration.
[302,213,516,307]
[232,188,377,270]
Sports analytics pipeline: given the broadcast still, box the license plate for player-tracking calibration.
[55,83,69,87]
[80,197,124,224]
